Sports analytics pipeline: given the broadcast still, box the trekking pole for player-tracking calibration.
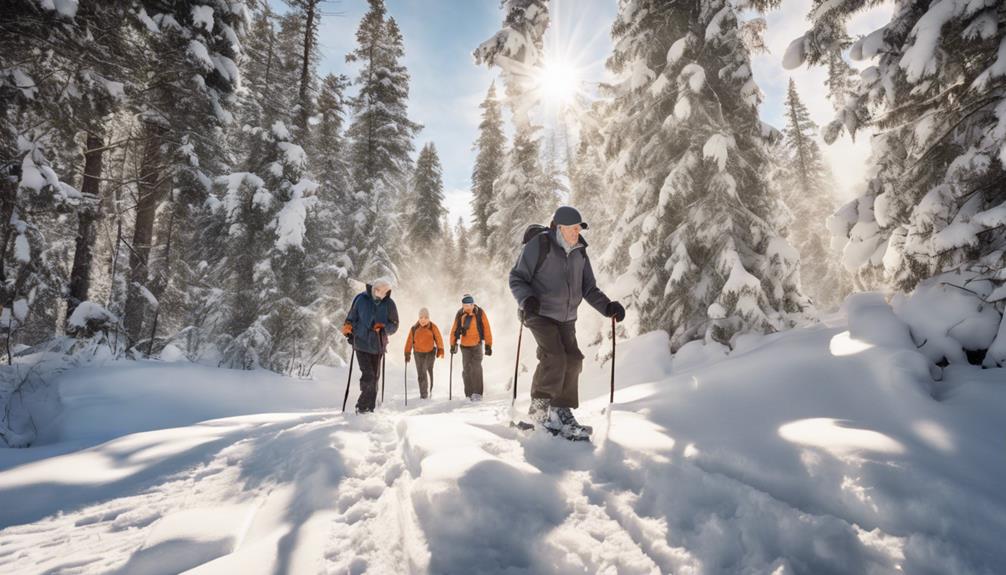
[379,328,386,406]
[341,341,356,413]
[449,351,454,400]
[610,316,616,404]
[512,317,524,407]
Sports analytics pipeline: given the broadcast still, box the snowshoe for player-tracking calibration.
[510,413,590,442]
[555,407,593,435]
[545,407,591,441]
[509,420,536,432]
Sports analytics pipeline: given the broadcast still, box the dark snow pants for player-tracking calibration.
[460,345,484,397]
[355,350,383,412]
[525,314,584,408]
[414,351,435,398]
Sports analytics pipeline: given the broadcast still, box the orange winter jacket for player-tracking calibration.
[450,307,493,348]
[405,322,445,356]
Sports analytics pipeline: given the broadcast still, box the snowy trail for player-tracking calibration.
[0,392,787,574]
[3,310,1006,574]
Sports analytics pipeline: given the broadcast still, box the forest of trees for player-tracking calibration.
[2,0,1005,372]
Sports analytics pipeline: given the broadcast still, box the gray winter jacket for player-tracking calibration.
[509,229,612,323]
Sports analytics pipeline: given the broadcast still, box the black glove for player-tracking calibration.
[345,333,354,345]
[451,344,458,355]
[606,301,626,322]
[405,353,411,363]
[484,345,492,356]
[522,296,540,316]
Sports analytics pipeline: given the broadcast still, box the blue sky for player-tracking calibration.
[277,0,890,224]
[299,0,618,225]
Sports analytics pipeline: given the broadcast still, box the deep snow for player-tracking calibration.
[1,295,1004,574]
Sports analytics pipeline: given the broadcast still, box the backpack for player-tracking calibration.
[410,322,441,351]
[521,224,552,279]
[454,306,486,343]
[521,224,589,279]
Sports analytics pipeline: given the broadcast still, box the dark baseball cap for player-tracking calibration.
[553,206,588,230]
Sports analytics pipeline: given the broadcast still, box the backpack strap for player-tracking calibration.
[346,292,365,324]
[531,231,551,279]
[475,306,485,342]
[453,307,486,343]
[453,309,465,341]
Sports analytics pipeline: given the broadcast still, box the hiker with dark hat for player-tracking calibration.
[449,294,493,401]
[508,206,626,440]
[341,278,399,413]
[404,307,444,399]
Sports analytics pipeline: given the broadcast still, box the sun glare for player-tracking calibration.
[537,56,580,108]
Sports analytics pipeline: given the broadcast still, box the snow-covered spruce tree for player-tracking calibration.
[235,5,297,154]
[313,73,352,208]
[345,0,421,281]
[470,82,506,249]
[451,218,472,296]
[214,121,320,372]
[120,1,245,348]
[0,1,135,354]
[475,0,556,268]
[776,79,853,310]
[542,129,569,205]
[309,72,353,315]
[286,0,324,140]
[600,0,809,350]
[569,100,616,239]
[406,143,448,257]
[788,1,1006,364]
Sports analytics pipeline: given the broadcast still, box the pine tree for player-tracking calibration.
[238,6,289,139]
[309,72,353,347]
[470,82,506,249]
[600,0,809,350]
[475,0,555,268]
[313,73,352,203]
[345,0,421,281]
[569,100,615,238]
[788,0,1006,364]
[1,1,134,354]
[286,0,324,140]
[776,79,852,310]
[407,143,448,256]
[452,218,471,295]
[214,121,319,372]
[121,1,245,347]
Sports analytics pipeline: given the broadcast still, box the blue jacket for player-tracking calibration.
[509,229,611,323]
[345,284,399,355]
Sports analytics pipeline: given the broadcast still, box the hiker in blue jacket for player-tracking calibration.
[342,278,399,413]
[509,206,625,440]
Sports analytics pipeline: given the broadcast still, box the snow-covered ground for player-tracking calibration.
[1,296,1004,574]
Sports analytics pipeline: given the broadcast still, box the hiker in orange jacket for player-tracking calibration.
[404,307,444,399]
[449,294,493,401]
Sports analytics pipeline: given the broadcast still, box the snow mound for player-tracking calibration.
[891,271,1003,366]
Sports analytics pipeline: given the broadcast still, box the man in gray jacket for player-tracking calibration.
[509,206,625,440]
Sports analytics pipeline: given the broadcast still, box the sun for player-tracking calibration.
[536,55,581,108]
